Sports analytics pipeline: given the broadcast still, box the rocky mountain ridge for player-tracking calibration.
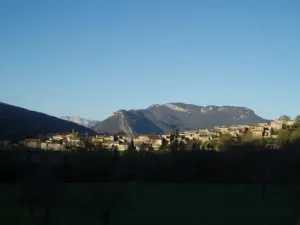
[92,103,268,135]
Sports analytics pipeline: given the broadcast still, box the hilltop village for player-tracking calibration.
[1,119,297,152]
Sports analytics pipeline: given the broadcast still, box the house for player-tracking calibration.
[198,136,211,143]
[198,129,211,137]
[23,139,41,149]
[216,127,229,134]
[133,138,143,145]
[260,125,272,138]
[270,120,284,130]
[229,131,239,138]
[251,129,264,139]
[101,142,111,149]
[229,126,241,131]
[183,131,199,140]
[66,134,80,145]
[257,122,269,127]
[162,133,171,142]
[285,120,295,127]
[52,135,64,141]
[153,138,162,146]
[210,131,220,138]
[102,141,126,150]
[137,135,150,143]
[239,125,250,133]
[41,142,64,151]
[92,137,103,143]
[122,136,132,142]
[79,133,89,140]
[152,139,163,150]
[117,144,128,151]
[249,125,272,139]
[148,135,162,144]
[263,129,272,138]
[102,136,114,142]
[251,126,264,131]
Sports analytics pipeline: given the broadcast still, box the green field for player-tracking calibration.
[0,183,298,225]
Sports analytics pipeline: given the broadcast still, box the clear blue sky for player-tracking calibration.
[1,0,299,120]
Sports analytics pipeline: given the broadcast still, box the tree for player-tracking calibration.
[148,146,154,152]
[191,141,201,151]
[295,115,300,123]
[252,138,267,148]
[170,140,178,152]
[178,140,186,151]
[289,129,300,143]
[84,140,95,151]
[241,131,253,143]
[95,142,103,151]
[139,143,147,152]
[218,133,234,151]
[276,129,291,146]
[127,140,136,151]
[266,137,276,144]
[113,134,118,142]
[207,139,218,151]
[270,128,278,135]
[159,138,168,150]
[170,127,179,152]
[201,142,208,150]
[170,134,174,143]
[71,128,79,137]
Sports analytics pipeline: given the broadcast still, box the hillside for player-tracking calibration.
[0,102,97,140]
[92,103,268,135]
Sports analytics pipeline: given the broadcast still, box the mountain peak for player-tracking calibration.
[61,116,99,128]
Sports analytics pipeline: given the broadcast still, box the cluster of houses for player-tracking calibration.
[162,119,294,145]
[0,119,296,151]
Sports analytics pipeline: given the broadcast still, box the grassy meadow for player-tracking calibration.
[0,183,298,225]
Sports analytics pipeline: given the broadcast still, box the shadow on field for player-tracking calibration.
[0,148,299,224]
[0,183,298,225]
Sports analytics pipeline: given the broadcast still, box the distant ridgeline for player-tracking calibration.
[0,102,97,141]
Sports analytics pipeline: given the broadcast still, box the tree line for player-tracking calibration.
[1,142,300,185]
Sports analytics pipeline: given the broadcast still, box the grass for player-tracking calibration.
[0,183,298,225]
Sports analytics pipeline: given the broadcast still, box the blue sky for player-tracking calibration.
[1,0,299,120]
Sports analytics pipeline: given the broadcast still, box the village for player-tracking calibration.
[0,119,296,151]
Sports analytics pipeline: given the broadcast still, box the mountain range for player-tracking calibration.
[0,102,96,139]
[91,103,268,135]
[0,101,269,138]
